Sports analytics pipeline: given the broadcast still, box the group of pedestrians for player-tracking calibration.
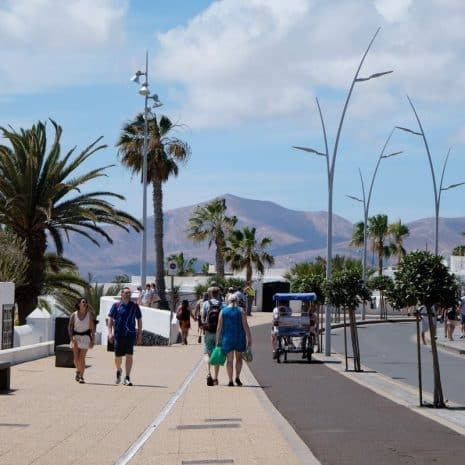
[68,282,255,388]
[137,282,161,308]
[201,284,252,387]
[419,292,465,344]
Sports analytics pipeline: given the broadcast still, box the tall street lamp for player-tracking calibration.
[293,28,392,355]
[347,129,403,319]
[131,52,163,287]
[396,96,465,255]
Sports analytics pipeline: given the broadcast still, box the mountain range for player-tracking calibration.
[61,193,465,281]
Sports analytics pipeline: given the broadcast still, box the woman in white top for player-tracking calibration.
[68,298,95,383]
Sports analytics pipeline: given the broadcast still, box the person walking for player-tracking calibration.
[150,283,161,308]
[244,282,256,316]
[194,292,208,343]
[216,294,252,387]
[140,283,152,307]
[460,292,465,339]
[176,299,192,344]
[202,287,223,386]
[68,297,95,383]
[107,286,143,386]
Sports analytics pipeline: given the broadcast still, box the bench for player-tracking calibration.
[55,344,75,368]
[0,361,11,391]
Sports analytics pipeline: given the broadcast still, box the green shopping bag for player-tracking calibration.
[210,346,226,366]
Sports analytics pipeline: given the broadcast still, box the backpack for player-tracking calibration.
[176,307,184,321]
[204,300,221,332]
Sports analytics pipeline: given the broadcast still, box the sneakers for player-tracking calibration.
[79,376,85,384]
[228,381,234,387]
[206,374,214,386]
[115,368,122,385]
[75,371,80,382]
[235,377,243,387]
[123,376,133,386]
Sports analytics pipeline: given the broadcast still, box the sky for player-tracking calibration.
[1,0,465,224]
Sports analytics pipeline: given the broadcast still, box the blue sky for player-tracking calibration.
[1,0,465,224]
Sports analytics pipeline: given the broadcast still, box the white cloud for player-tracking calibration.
[0,0,129,95]
[154,0,465,129]
[374,0,412,22]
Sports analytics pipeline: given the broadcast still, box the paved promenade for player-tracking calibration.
[2,313,465,465]
[0,314,317,465]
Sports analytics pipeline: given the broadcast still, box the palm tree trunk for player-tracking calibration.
[152,178,166,303]
[215,233,225,278]
[427,306,445,407]
[246,263,253,283]
[377,242,383,276]
[15,234,46,325]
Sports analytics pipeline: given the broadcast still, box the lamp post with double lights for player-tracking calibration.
[293,28,392,355]
[346,129,403,319]
[396,96,465,256]
[131,52,163,287]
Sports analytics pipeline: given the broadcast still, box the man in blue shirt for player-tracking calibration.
[108,287,143,386]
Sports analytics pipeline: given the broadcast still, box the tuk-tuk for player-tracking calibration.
[272,292,318,363]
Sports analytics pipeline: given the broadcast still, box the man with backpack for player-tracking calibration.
[201,287,223,386]
[107,286,143,386]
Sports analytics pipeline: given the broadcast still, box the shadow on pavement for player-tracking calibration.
[85,382,168,388]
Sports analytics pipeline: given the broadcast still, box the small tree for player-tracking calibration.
[323,269,371,371]
[394,251,459,407]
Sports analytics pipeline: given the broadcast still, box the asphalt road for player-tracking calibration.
[332,321,465,404]
[249,323,465,465]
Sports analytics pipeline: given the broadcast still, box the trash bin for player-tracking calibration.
[54,316,70,351]
[260,281,290,312]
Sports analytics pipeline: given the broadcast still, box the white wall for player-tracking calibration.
[97,296,178,344]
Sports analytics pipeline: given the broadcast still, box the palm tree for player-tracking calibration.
[166,252,197,276]
[368,214,391,276]
[0,121,142,324]
[0,228,28,285]
[224,226,274,282]
[349,221,365,250]
[452,245,465,256]
[388,220,410,265]
[187,198,237,278]
[117,114,190,303]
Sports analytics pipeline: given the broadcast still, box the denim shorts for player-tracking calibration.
[114,333,136,356]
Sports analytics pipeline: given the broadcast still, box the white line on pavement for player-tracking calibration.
[115,356,204,465]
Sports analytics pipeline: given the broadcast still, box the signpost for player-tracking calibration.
[167,261,178,344]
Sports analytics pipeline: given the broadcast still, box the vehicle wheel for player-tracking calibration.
[307,347,313,362]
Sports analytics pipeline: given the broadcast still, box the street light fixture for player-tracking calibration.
[293,27,392,356]
[131,51,163,287]
[346,129,403,319]
[396,96,465,255]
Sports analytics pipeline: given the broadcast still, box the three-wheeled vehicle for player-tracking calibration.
[272,292,318,363]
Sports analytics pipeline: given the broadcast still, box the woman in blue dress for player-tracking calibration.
[216,294,252,386]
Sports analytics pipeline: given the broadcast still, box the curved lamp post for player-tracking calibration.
[293,28,392,355]
[396,96,465,255]
[347,129,403,319]
[131,52,163,287]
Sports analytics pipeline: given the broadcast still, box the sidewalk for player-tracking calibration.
[2,313,465,465]
[0,315,318,465]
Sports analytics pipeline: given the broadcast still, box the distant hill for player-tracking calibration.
[60,193,465,281]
